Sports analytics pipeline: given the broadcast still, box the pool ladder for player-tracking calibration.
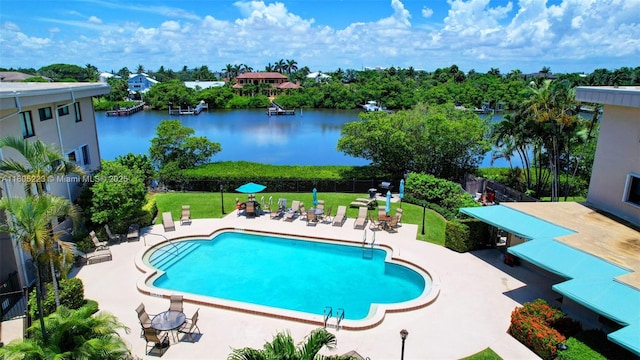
[361,230,375,259]
[323,307,345,331]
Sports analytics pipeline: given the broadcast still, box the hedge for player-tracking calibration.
[29,278,86,319]
[508,299,567,360]
[444,218,490,252]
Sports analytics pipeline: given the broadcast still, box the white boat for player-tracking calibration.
[362,101,382,112]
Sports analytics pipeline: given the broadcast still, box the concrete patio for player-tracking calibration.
[70,209,554,359]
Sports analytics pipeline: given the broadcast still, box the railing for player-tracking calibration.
[335,308,345,331]
[142,232,180,256]
[362,230,374,259]
[323,306,333,328]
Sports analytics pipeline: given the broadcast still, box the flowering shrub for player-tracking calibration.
[509,299,567,360]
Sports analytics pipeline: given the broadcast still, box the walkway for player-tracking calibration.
[74,211,551,359]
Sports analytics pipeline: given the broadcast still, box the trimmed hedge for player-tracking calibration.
[444,218,490,252]
[508,299,567,360]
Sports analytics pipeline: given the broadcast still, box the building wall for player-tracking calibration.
[587,104,640,226]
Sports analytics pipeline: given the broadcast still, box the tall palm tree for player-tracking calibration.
[285,59,298,79]
[229,328,348,360]
[0,136,86,196]
[264,63,275,72]
[0,304,130,359]
[0,195,80,342]
[275,59,286,74]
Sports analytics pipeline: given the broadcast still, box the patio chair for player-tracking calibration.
[332,206,346,227]
[299,203,307,221]
[353,207,368,229]
[368,214,383,231]
[162,212,175,232]
[180,205,191,225]
[135,303,154,337]
[320,205,333,224]
[395,208,403,224]
[178,308,201,342]
[387,215,400,232]
[317,200,325,211]
[104,224,123,243]
[169,294,183,313]
[306,209,318,226]
[144,327,170,356]
[89,231,109,250]
[378,206,387,218]
[127,223,140,241]
[245,201,256,217]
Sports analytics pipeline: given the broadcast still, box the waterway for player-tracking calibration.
[95,108,509,167]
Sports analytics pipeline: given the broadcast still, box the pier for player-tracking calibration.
[106,102,145,116]
[168,101,208,116]
[267,101,295,116]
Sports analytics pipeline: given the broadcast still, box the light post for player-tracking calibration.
[400,329,409,360]
[421,200,426,235]
[220,184,225,215]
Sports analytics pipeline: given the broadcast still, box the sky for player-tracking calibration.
[0,0,639,75]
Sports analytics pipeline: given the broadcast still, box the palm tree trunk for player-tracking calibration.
[49,257,60,308]
[33,263,48,342]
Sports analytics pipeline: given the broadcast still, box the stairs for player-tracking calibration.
[149,241,200,270]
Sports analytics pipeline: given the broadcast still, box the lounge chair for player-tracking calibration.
[332,205,346,227]
[104,224,123,243]
[78,248,113,265]
[270,206,284,220]
[284,200,300,221]
[169,294,183,313]
[162,212,175,232]
[180,205,191,225]
[90,231,109,250]
[144,328,170,356]
[127,224,140,241]
[349,197,376,209]
[306,209,318,226]
[178,308,201,342]
[353,207,368,229]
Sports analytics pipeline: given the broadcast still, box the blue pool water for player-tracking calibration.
[149,231,428,320]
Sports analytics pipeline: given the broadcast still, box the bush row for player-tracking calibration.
[29,278,86,319]
[444,218,491,252]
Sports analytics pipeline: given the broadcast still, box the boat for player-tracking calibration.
[362,101,381,112]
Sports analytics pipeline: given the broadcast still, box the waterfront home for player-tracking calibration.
[128,73,158,94]
[233,72,300,97]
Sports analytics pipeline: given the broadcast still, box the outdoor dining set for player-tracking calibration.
[135,294,201,356]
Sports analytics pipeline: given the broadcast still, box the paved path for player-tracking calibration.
[73,211,551,359]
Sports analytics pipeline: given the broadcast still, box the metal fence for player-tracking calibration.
[464,174,539,203]
[1,272,27,322]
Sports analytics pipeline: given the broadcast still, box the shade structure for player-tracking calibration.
[312,188,318,206]
[385,191,391,214]
[235,182,266,194]
[399,179,405,199]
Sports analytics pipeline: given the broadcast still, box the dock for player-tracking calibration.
[267,102,295,116]
[168,101,208,116]
[106,102,145,116]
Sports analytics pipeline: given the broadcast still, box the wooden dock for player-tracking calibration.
[267,102,295,116]
[168,101,208,116]
[106,102,145,116]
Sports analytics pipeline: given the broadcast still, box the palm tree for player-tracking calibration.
[0,136,86,196]
[136,64,145,74]
[223,64,234,79]
[285,59,298,79]
[275,59,286,74]
[265,63,275,72]
[0,194,80,342]
[229,328,350,360]
[0,304,130,359]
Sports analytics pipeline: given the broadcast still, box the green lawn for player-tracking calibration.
[459,347,502,360]
[153,191,447,245]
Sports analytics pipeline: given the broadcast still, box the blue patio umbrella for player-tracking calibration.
[399,179,405,208]
[312,188,318,206]
[385,190,391,214]
[235,182,266,194]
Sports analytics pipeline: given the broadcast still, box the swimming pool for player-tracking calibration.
[139,230,437,327]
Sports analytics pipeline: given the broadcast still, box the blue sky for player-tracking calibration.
[1,0,638,75]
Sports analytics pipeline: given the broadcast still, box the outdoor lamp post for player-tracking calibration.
[421,200,426,235]
[220,184,225,214]
[400,329,409,360]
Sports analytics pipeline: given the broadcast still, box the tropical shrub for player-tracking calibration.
[509,299,567,360]
[405,173,479,220]
[28,278,86,319]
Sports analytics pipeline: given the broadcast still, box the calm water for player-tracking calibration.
[151,231,427,319]
[96,108,509,167]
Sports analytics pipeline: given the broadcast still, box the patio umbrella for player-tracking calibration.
[235,182,266,194]
[399,179,405,208]
[385,190,391,214]
[312,188,318,206]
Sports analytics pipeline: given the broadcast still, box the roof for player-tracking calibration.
[236,72,287,80]
[184,81,225,89]
[576,86,640,108]
[0,82,110,106]
[460,203,640,355]
[277,82,300,89]
[0,71,51,82]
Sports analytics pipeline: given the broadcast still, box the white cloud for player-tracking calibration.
[422,7,434,18]
[88,16,102,24]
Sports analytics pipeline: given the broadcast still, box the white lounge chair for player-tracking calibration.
[162,212,175,232]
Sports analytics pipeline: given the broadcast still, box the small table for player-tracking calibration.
[151,310,186,343]
[379,215,392,230]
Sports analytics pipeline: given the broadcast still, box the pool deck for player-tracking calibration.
[73,211,555,359]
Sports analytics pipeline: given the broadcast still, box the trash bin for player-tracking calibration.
[369,188,377,198]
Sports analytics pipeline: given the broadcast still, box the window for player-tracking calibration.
[38,107,53,121]
[58,106,69,116]
[624,174,640,207]
[67,151,77,163]
[20,111,35,138]
[74,102,82,122]
[81,145,90,165]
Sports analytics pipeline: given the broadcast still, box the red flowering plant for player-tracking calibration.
[509,299,566,360]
